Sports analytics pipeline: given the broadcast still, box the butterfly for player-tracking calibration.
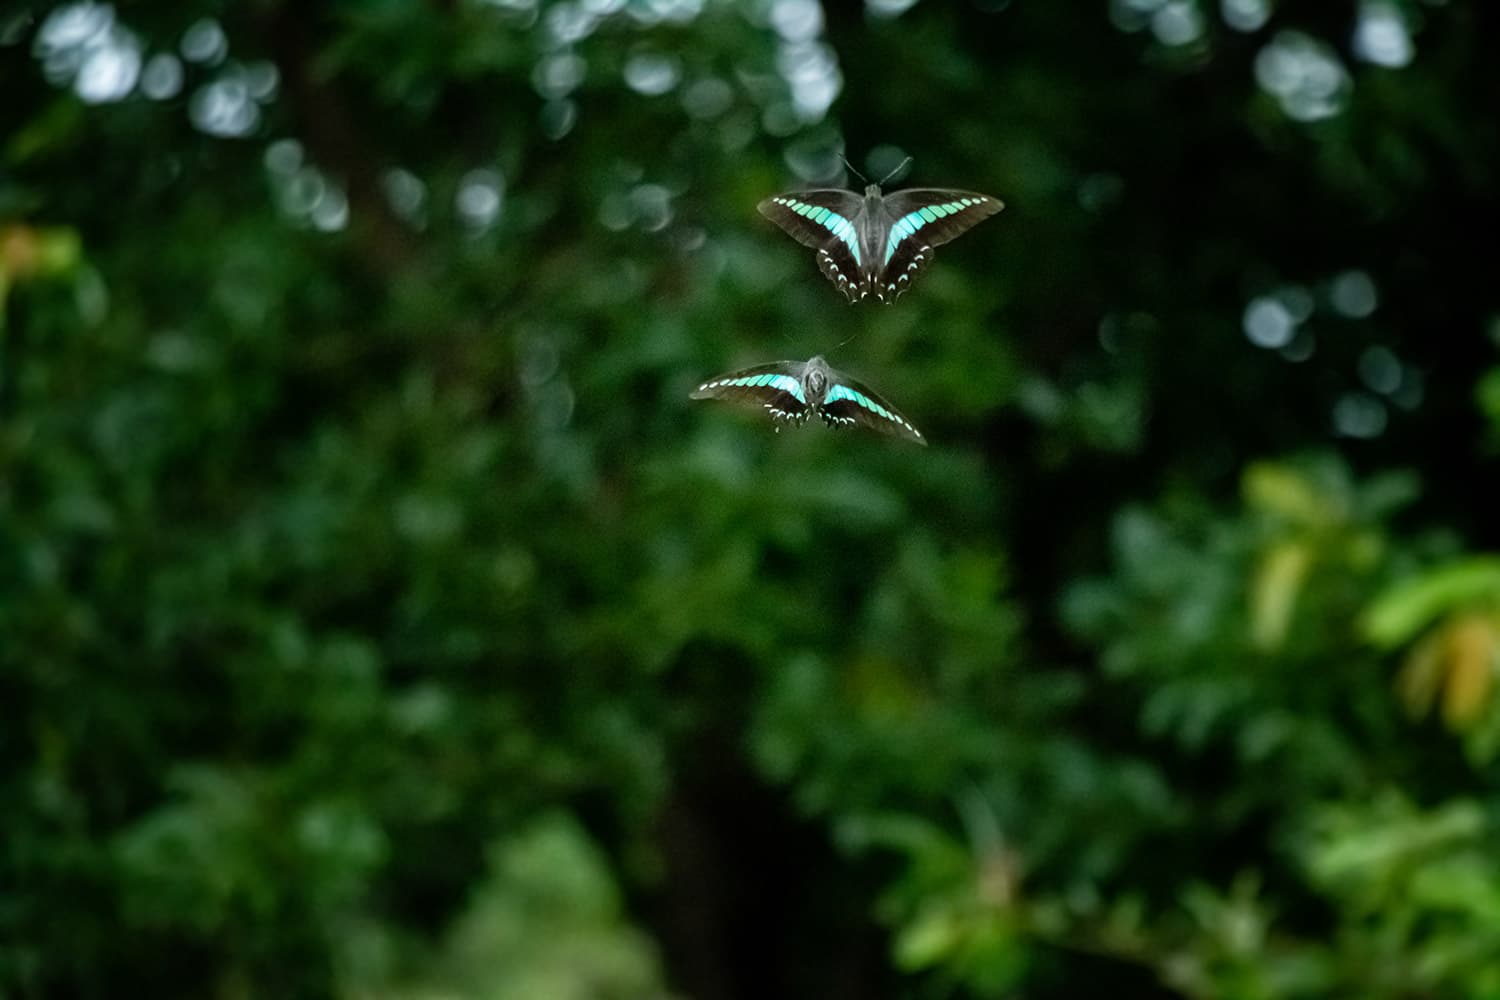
[690,355,926,445]
[758,182,1003,303]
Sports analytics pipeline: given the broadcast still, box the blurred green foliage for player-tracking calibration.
[6,0,1500,997]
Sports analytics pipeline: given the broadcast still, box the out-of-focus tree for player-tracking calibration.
[5,0,1500,997]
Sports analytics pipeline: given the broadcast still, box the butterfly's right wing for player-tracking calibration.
[817,370,926,445]
[691,362,810,423]
[875,189,1003,302]
[880,189,1003,249]
[758,190,871,302]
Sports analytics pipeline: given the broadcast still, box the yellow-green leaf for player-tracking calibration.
[1362,558,1500,648]
[1250,541,1313,650]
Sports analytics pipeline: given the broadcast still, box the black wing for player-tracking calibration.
[817,372,926,445]
[691,362,810,425]
[880,189,1003,248]
[758,189,864,249]
[758,189,871,303]
[875,189,1003,303]
[877,234,934,304]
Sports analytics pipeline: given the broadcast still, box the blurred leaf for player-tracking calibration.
[345,814,669,1000]
[1439,615,1500,730]
[1249,540,1312,650]
[1243,462,1337,527]
[1477,366,1500,433]
[1362,558,1500,648]
[0,224,80,280]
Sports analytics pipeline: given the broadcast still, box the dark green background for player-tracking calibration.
[6,0,1500,996]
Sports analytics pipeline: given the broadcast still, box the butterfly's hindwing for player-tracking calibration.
[817,245,869,303]
[878,236,933,303]
[690,362,810,426]
[817,376,926,445]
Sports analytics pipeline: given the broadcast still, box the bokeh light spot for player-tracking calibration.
[782,134,843,182]
[540,98,578,139]
[1244,297,1295,348]
[382,168,428,225]
[1221,0,1269,32]
[140,52,183,100]
[770,0,823,41]
[866,0,922,18]
[75,32,139,103]
[1333,392,1387,438]
[1109,0,1166,34]
[310,184,349,232]
[1330,269,1378,317]
[36,3,112,54]
[778,41,841,121]
[190,76,260,137]
[533,51,587,98]
[34,4,142,104]
[244,61,280,101]
[1152,1,1204,46]
[1358,346,1402,395]
[1255,31,1351,122]
[456,169,506,231]
[631,183,674,232]
[180,18,227,65]
[682,77,734,119]
[1354,1,1414,68]
[264,138,303,176]
[624,51,681,95]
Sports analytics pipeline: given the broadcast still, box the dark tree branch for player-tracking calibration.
[260,3,419,279]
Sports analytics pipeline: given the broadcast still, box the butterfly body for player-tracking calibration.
[759,183,1003,303]
[691,355,925,445]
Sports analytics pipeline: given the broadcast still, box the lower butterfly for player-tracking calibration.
[690,355,926,445]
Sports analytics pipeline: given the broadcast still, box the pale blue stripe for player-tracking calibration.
[769,374,806,403]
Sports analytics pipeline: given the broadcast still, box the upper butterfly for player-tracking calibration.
[690,355,925,445]
[758,182,1003,303]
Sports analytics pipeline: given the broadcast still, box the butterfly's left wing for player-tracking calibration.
[758,190,871,302]
[876,189,1003,302]
[817,370,926,445]
[691,362,810,426]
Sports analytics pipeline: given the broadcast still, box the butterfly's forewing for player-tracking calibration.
[691,362,810,425]
[817,370,926,445]
[876,190,1003,302]
[881,190,1003,248]
[758,190,870,302]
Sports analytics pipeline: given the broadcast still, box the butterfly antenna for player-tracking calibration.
[830,328,860,354]
[878,155,914,186]
[840,154,869,185]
